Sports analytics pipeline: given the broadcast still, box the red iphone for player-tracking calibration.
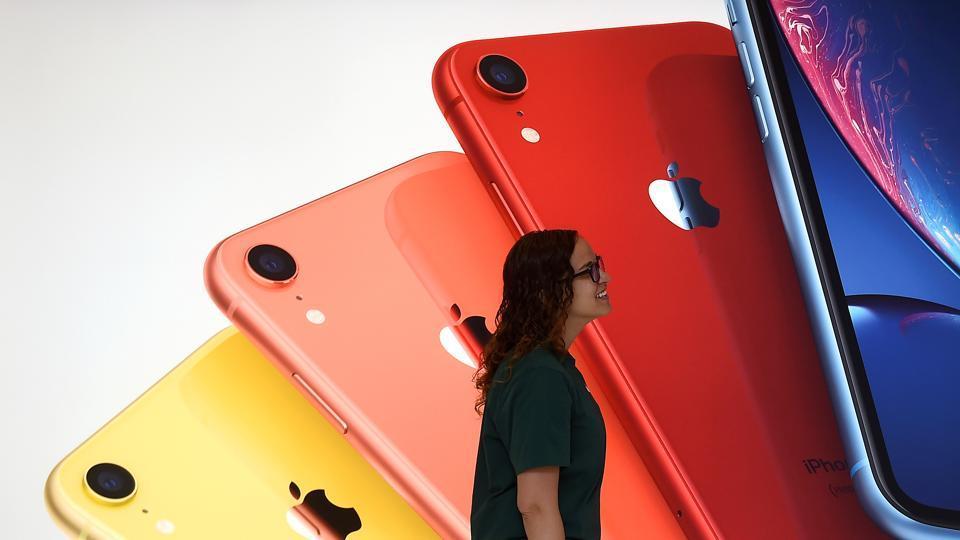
[434,25,885,539]
[385,153,686,539]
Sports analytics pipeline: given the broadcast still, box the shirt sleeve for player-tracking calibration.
[497,367,573,474]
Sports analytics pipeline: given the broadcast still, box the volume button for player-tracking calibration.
[738,42,755,87]
[752,95,770,143]
[292,373,348,434]
[726,0,738,25]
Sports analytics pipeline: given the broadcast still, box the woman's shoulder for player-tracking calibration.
[506,345,568,376]
[489,345,570,390]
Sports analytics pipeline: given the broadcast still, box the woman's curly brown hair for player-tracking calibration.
[474,229,579,414]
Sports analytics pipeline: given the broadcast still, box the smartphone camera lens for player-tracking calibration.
[477,54,527,96]
[85,463,136,501]
[247,244,297,283]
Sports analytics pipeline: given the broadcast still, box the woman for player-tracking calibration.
[471,229,611,540]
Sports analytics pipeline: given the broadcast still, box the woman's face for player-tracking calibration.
[567,236,611,323]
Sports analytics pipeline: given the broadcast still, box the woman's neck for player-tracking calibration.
[563,317,588,350]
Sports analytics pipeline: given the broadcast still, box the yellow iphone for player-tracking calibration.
[45,328,437,539]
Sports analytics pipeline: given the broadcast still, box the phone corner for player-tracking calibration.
[431,44,464,116]
[203,237,240,317]
[43,462,81,538]
[43,461,62,516]
[853,462,960,538]
[409,150,468,168]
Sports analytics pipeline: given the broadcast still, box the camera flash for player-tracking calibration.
[156,519,175,535]
[305,309,326,325]
[520,127,540,143]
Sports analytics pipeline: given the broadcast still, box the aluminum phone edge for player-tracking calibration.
[728,0,959,536]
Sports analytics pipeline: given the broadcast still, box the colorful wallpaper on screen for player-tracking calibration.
[770,0,960,512]
[771,0,960,274]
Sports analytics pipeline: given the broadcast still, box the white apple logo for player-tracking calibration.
[439,326,477,368]
[648,161,719,230]
[438,305,494,369]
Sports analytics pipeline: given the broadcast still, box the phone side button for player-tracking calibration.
[752,95,770,143]
[738,42,755,87]
[292,373,349,434]
[726,0,738,25]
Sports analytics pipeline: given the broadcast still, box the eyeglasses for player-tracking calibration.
[572,255,604,283]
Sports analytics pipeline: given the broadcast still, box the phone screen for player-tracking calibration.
[768,0,960,517]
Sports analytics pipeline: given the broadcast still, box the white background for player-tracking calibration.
[0,1,726,536]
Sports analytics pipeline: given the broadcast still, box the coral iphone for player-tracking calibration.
[434,24,884,539]
[45,328,436,539]
[206,153,479,539]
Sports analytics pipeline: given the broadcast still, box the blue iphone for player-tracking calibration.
[729,0,960,537]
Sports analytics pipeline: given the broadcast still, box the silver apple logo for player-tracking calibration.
[648,162,719,230]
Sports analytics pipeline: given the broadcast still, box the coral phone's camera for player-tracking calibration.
[247,244,297,283]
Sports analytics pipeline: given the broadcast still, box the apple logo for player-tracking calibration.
[648,161,719,230]
[285,481,361,540]
[439,303,494,369]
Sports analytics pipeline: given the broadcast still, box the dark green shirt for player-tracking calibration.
[470,345,607,539]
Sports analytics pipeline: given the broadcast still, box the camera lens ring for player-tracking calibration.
[247,244,297,283]
[476,54,527,96]
[85,463,136,502]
